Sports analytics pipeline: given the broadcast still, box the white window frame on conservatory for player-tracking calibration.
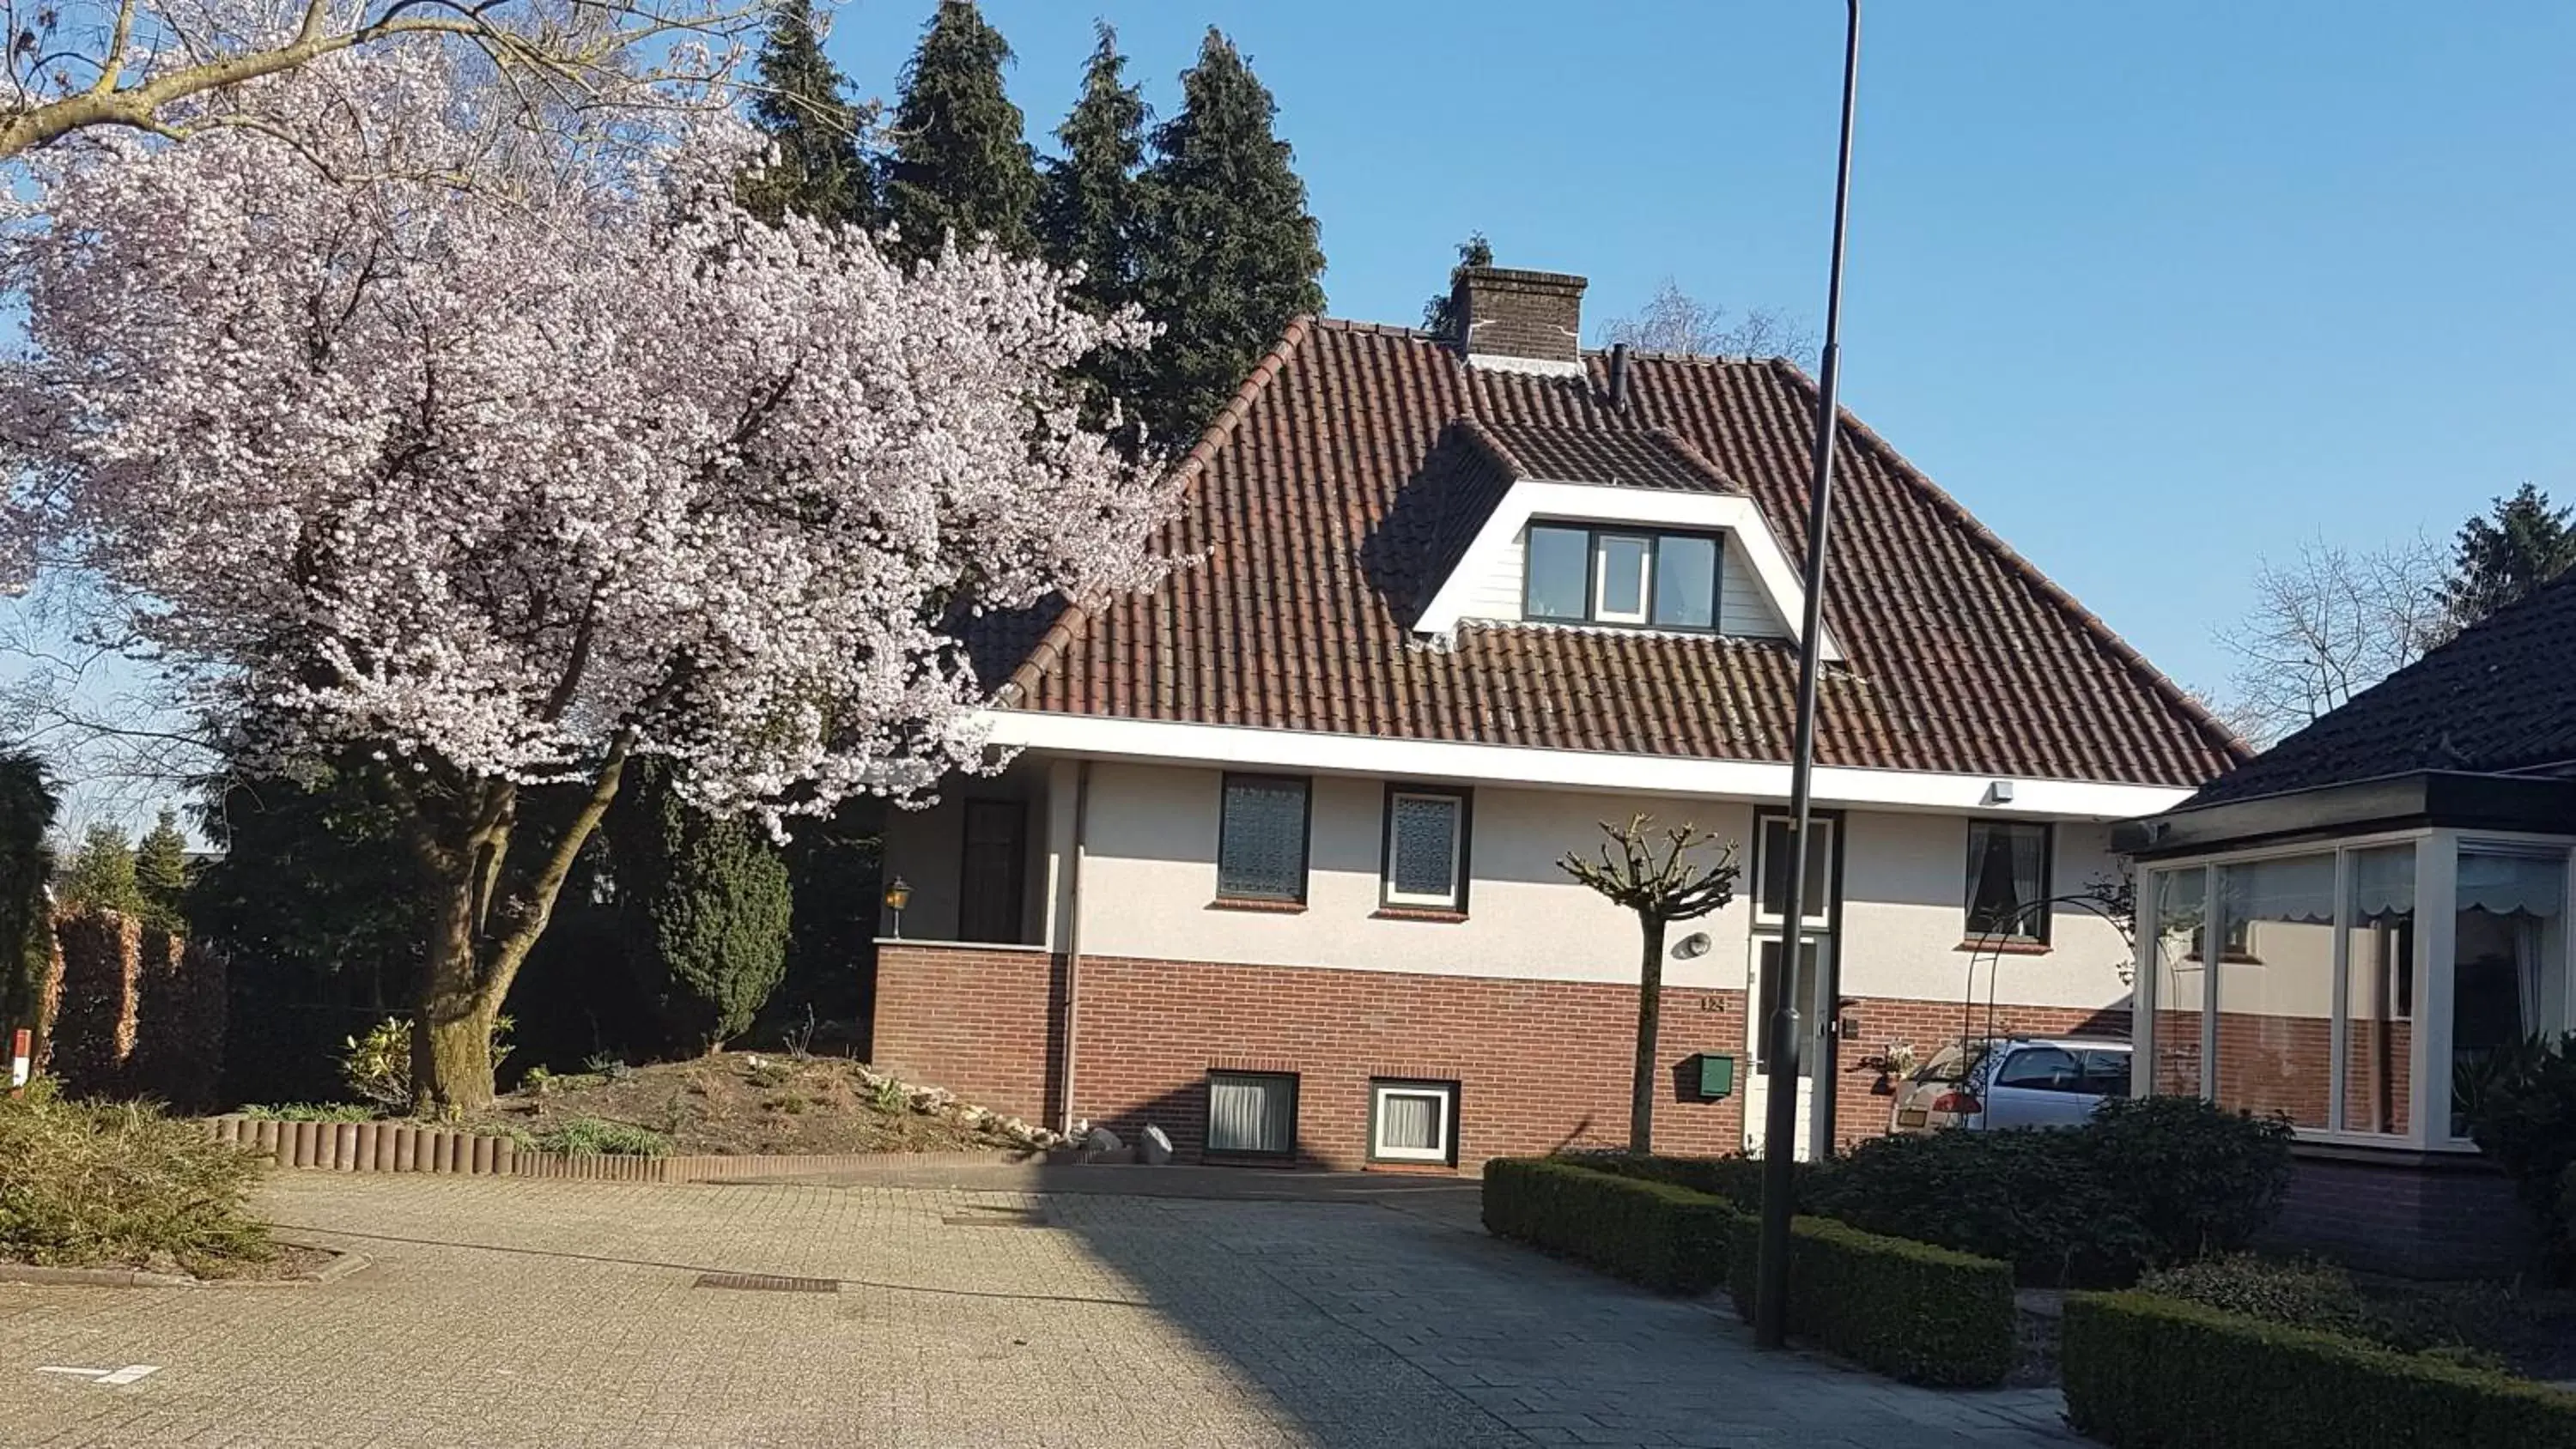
[2134,828,2576,1153]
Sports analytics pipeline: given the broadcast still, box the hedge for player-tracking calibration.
[1723,1212,2017,1387]
[2064,1292,2576,1449]
[1564,1151,1817,1216]
[1480,1158,1741,1294]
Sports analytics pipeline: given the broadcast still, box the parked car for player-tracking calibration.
[1887,1035,2133,1135]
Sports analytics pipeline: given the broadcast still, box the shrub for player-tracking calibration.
[2137,1254,2391,1342]
[0,1079,271,1274]
[2063,1291,2576,1448]
[2085,1094,2295,1264]
[235,1102,379,1123]
[537,1118,671,1157]
[1481,1158,1741,1294]
[1724,1213,2017,1387]
[1809,1095,2293,1285]
[343,1015,515,1113]
[1564,1151,1823,1216]
[2461,1034,2576,1264]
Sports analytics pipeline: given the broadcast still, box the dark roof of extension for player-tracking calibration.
[2184,572,2576,806]
[987,318,2248,788]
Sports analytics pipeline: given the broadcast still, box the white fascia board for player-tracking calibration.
[980,710,2192,822]
[1413,479,1843,660]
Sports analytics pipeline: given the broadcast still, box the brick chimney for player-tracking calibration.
[1449,267,1587,370]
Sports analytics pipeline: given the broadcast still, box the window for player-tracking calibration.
[1965,822,2052,944]
[1206,1071,1298,1158]
[2212,852,2336,1129]
[1217,774,1309,903]
[1995,1046,2081,1092]
[2080,1049,2134,1099]
[2148,866,2208,1097]
[1755,815,1834,925]
[957,799,1026,943]
[2343,845,2415,1137]
[1520,523,1722,630]
[1382,787,1470,911]
[2451,849,2568,1138]
[1369,1080,1457,1164]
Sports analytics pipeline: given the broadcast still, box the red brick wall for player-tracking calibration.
[872,944,1059,1125]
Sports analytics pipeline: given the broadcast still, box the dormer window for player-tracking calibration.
[1523,523,1722,632]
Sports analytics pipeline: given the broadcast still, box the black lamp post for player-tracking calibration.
[1755,0,1862,1351]
[883,875,912,940]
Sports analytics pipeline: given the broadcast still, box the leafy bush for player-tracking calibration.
[2461,1034,2576,1264]
[2138,1254,2506,1366]
[0,1079,271,1274]
[1809,1095,2293,1285]
[343,1015,515,1113]
[2086,1094,2296,1264]
[235,1102,379,1123]
[1723,1212,2017,1387]
[536,1118,671,1157]
[1481,1158,1741,1294]
[2063,1291,2576,1448]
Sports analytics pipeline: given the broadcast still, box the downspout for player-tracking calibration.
[1056,760,1091,1137]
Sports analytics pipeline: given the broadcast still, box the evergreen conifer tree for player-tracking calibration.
[740,0,877,227]
[608,760,793,1054]
[134,807,191,936]
[2442,482,2576,632]
[884,0,1038,264]
[0,751,57,1040]
[1419,231,1492,338]
[1132,28,1325,445]
[59,822,143,918]
[1040,22,1146,314]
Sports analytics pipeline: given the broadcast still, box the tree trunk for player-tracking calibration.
[1630,913,1668,1155]
[416,856,495,1113]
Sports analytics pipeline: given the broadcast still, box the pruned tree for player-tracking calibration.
[1601,277,1815,364]
[2441,482,2575,634]
[1560,815,1740,1154]
[0,0,762,161]
[2214,536,2445,748]
[1419,230,1492,338]
[0,42,1173,1109]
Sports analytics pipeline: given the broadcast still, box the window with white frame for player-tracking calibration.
[1965,822,2052,944]
[1522,524,1722,631]
[1217,774,1309,903]
[1369,1080,1457,1164]
[2451,849,2568,1138]
[1206,1070,1298,1158]
[1382,787,1469,911]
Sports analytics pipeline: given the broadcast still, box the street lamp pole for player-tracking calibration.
[1755,0,1862,1351]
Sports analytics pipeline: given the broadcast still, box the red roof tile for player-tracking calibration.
[993,318,2247,788]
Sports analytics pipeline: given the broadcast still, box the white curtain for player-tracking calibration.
[2008,827,2046,906]
[1207,1076,1295,1155]
[1379,1094,1442,1153]
[2223,852,2337,925]
[2350,845,2417,922]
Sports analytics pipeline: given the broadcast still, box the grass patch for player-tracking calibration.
[0,1080,273,1275]
[234,1102,380,1123]
[535,1118,671,1157]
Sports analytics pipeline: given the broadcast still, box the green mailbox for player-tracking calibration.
[1688,1052,1736,1102]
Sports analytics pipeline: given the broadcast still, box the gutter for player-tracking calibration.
[1055,760,1091,1138]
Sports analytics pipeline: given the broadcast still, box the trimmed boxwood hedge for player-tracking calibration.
[1723,1212,2017,1387]
[1563,1151,1816,1216]
[2064,1292,2576,1449]
[1481,1158,1741,1294]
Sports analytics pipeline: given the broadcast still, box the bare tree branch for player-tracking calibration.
[2212,534,2445,749]
[1600,277,1818,367]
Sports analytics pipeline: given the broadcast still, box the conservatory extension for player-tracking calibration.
[2119,773,2576,1275]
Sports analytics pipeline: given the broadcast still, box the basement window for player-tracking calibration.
[1369,1080,1457,1165]
[1206,1071,1298,1159]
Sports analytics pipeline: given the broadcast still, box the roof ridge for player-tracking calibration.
[1643,425,1744,494]
[1765,357,2255,768]
[994,316,1317,707]
[1452,417,1532,481]
[1313,317,1440,340]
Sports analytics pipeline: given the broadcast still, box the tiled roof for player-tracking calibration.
[993,318,2247,788]
[2185,573,2576,805]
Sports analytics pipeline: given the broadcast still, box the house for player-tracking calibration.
[872,265,2244,1172]
[2117,571,2576,1275]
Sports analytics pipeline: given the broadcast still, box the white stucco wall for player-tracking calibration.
[1047,760,2135,1014]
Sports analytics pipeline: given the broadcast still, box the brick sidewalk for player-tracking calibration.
[0,1173,2079,1447]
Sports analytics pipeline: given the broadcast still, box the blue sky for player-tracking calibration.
[832,0,2574,697]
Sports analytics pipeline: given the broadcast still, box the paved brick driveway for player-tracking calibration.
[0,1173,2079,1447]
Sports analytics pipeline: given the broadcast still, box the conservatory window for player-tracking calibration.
[2148,867,2208,1098]
[2211,852,2337,1130]
[2451,850,2569,1139]
[2342,845,2415,1137]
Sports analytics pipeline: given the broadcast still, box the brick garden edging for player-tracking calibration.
[199,1115,1132,1183]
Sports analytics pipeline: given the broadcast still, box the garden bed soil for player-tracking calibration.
[464,1053,1038,1158]
[1,1242,347,1287]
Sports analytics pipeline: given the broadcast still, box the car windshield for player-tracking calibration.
[1911,1041,1990,1084]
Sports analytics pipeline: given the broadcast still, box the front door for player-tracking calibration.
[957,799,1027,943]
[1742,813,1838,1161]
